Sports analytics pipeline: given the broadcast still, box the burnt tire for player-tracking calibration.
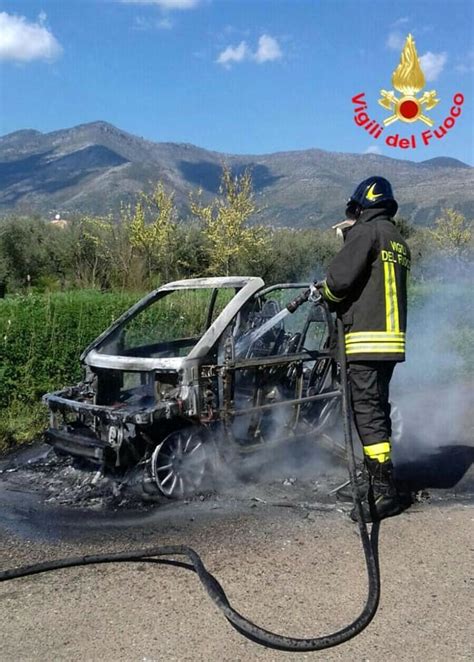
[150,427,212,499]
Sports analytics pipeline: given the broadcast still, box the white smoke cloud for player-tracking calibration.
[392,258,473,462]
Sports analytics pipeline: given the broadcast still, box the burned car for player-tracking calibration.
[43,277,345,499]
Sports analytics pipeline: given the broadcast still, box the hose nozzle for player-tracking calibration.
[286,284,322,313]
[286,288,310,314]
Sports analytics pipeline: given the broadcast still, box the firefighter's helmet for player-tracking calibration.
[346,176,398,219]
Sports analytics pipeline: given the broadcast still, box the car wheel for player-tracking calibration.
[150,427,209,498]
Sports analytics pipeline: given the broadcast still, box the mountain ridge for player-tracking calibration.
[1,121,472,227]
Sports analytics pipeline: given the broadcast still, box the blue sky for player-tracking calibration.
[0,0,473,163]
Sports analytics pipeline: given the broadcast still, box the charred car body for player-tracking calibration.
[43,277,344,498]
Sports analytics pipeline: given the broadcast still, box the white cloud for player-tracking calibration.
[216,40,249,67]
[216,33,283,67]
[392,17,409,27]
[254,34,282,63]
[455,50,474,73]
[364,145,382,155]
[386,31,405,51]
[157,16,173,28]
[122,0,200,8]
[0,11,62,62]
[222,24,249,36]
[419,51,447,81]
[133,15,173,29]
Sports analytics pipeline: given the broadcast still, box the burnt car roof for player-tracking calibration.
[159,276,262,290]
[81,276,265,371]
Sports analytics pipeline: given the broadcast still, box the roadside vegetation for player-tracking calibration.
[0,167,472,450]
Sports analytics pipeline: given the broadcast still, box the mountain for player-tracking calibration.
[419,157,471,169]
[0,121,472,227]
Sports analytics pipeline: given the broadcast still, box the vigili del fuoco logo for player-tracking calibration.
[352,34,465,150]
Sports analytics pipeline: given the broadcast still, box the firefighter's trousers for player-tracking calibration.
[348,361,396,448]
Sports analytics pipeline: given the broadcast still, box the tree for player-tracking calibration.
[252,228,339,284]
[114,203,146,289]
[0,216,55,288]
[430,208,472,263]
[190,165,269,276]
[74,216,114,289]
[393,216,415,239]
[128,182,178,282]
[173,222,210,278]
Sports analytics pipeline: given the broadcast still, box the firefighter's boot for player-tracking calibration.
[350,458,406,523]
[336,463,370,501]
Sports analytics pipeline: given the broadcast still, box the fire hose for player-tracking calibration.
[0,299,381,652]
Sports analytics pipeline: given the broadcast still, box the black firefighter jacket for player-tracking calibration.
[321,208,410,362]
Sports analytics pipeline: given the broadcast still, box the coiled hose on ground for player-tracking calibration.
[0,318,381,652]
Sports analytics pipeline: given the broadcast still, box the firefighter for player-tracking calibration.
[319,176,411,522]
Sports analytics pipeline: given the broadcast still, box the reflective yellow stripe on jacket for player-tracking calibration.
[322,280,344,303]
[345,331,405,355]
[384,262,400,333]
[344,260,404,355]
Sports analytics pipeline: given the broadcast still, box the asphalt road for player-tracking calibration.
[0,446,473,662]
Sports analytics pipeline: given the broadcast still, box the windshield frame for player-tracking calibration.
[82,277,265,371]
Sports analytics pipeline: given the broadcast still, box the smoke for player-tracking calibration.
[202,296,348,499]
[388,260,474,495]
[223,259,474,498]
[208,432,346,503]
[392,266,473,439]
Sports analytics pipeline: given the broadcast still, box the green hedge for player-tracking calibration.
[0,291,140,448]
